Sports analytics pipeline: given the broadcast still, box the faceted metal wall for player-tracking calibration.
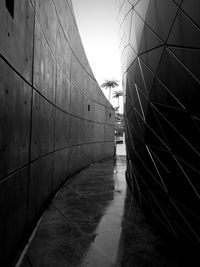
[0,0,114,265]
[118,0,200,246]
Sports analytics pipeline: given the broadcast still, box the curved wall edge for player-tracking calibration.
[0,0,115,265]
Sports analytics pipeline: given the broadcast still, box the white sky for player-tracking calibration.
[72,0,123,112]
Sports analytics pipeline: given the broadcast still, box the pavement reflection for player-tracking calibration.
[20,156,179,267]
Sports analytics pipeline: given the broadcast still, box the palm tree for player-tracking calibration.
[112,90,123,111]
[101,80,119,102]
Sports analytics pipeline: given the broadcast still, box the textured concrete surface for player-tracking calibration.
[0,0,114,265]
[19,156,179,267]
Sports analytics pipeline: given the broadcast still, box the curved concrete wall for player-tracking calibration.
[0,0,115,265]
[119,0,200,248]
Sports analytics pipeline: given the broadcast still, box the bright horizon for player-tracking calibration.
[72,0,123,113]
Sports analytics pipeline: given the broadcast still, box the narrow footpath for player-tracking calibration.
[18,147,179,266]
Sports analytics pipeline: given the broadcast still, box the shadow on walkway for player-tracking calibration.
[18,156,179,267]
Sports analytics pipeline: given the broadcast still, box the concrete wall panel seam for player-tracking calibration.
[0,0,115,265]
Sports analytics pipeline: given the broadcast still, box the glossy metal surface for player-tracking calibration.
[119,0,200,248]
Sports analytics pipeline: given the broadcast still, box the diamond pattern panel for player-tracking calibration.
[120,0,200,247]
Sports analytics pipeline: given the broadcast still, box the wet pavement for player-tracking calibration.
[116,142,126,156]
[19,155,179,267]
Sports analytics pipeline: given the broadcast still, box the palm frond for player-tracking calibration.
[101,80,119,89]
[112,90,123,98]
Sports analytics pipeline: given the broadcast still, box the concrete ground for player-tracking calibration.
[18,153,179,267]
[116,142,126,156]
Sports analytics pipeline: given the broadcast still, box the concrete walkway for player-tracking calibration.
[19,155,178,267]
[116,142,126,156]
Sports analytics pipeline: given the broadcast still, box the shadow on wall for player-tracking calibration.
[119,0,200,253]
[0,0,115,265]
